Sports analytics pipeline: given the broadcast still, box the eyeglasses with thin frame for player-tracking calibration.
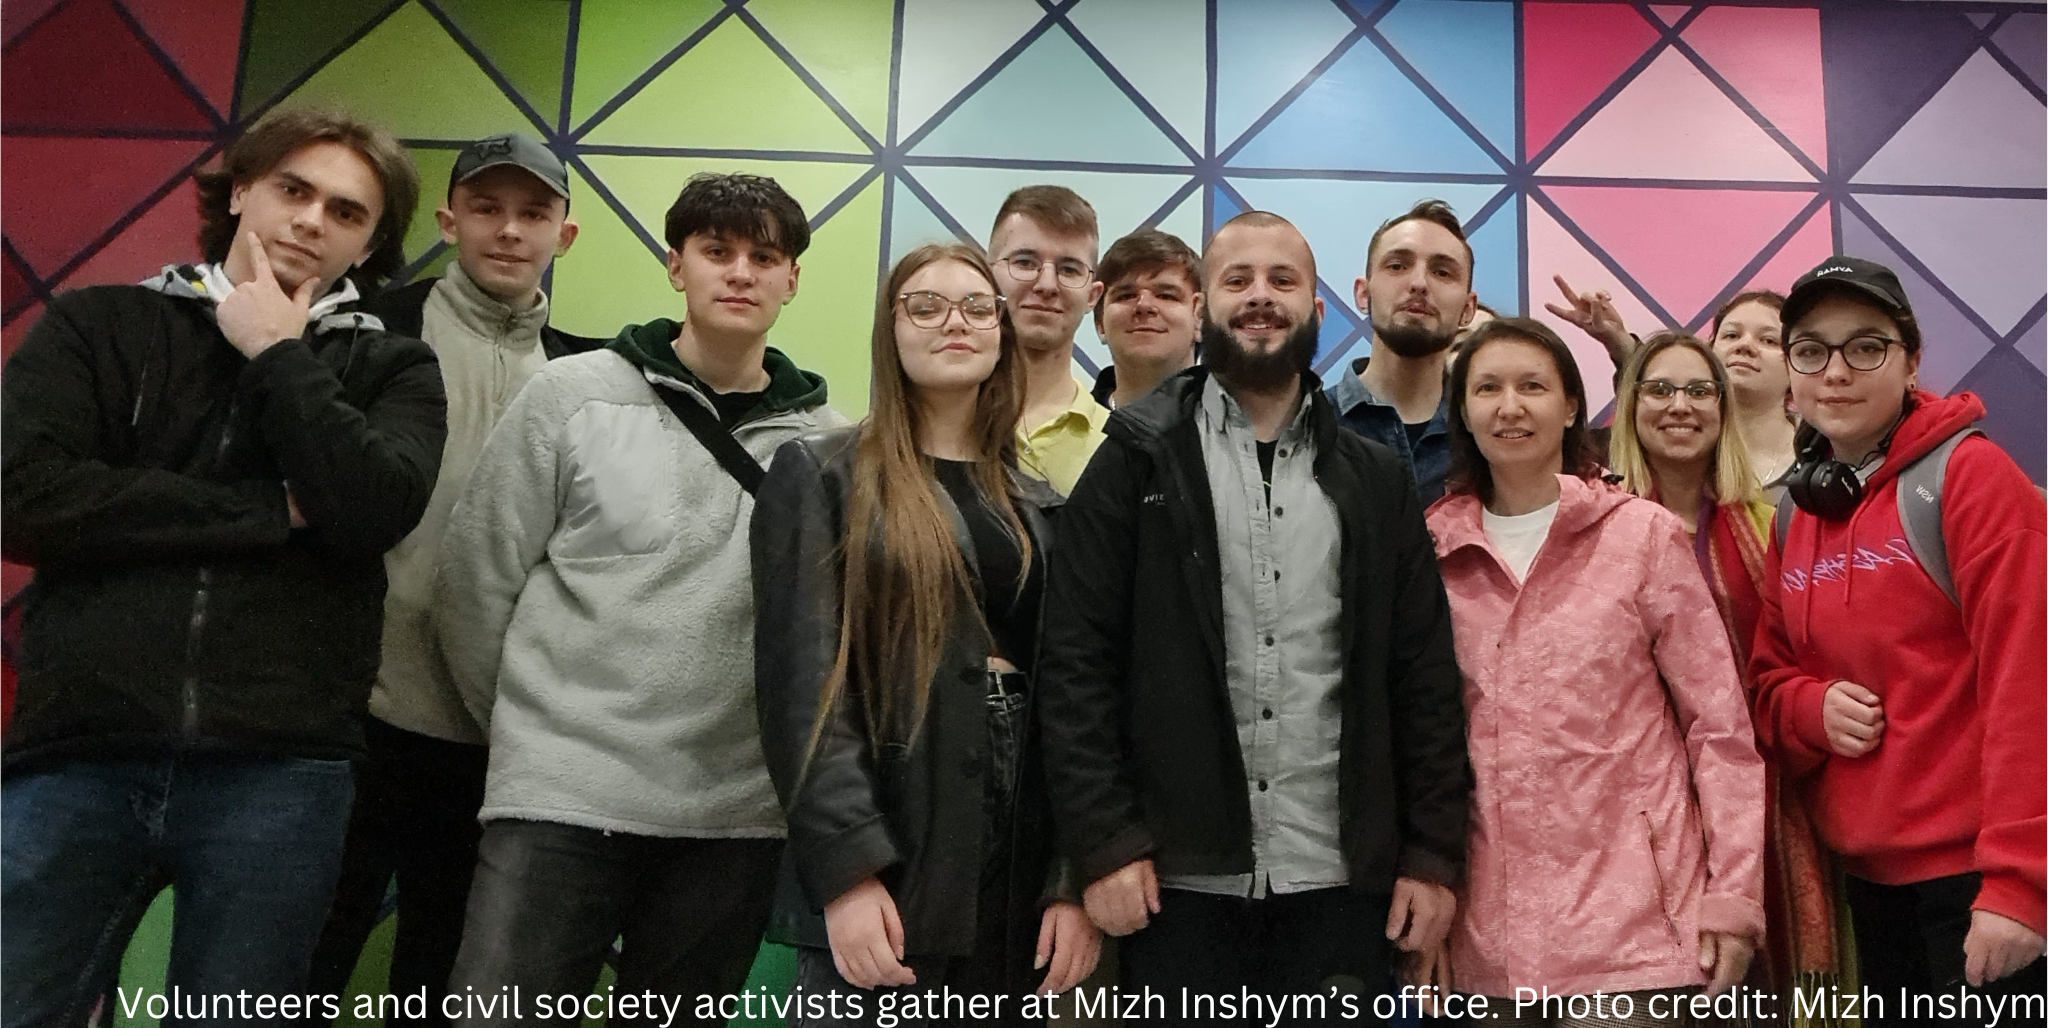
[897,290,1004,329]
[1635,378,1721,405]
[997,253,1093,290]
[1786,335,1902,375]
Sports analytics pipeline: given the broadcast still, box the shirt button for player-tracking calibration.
[1263,634,1275,647]
[1274,506,1284,517]
[1273,569,1281,582]
[1257,780,1269,792]
[1262,708,1273,720]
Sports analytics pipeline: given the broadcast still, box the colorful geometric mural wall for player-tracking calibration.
[4,0,2044,486]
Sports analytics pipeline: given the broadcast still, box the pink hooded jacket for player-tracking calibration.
[1428,475,1766,998]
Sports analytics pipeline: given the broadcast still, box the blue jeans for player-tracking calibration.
[1,753,354,1028]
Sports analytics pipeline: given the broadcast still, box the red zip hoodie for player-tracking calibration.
[1750,391,2046,934]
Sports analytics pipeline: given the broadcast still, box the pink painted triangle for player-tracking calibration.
[1649,6,1690,28]
[1526,199,1662,413]
[1539,48,1813,181]
[1523,2,1662,157]
[1743,205,1835,295]
[120,0,246,115]
[1545,185,1815,326]
[1683,5,1828,166]
[63,179,203,292]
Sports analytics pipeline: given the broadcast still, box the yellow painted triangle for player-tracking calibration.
[277,2,541,141]
[549,166,681,339]
[581,155,870,244]
[747,0,893,137]
[763,176,884,420]
[581,16,868,154]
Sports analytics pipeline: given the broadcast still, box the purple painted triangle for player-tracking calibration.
[1821,6,1982,176]
[1954,346,2046,485]
[1839,206,1995,396]
[2015,311,2046,376]
[1992,14,2045,93]
[1968,13,1994,29]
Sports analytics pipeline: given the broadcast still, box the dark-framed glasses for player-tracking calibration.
[1787,335,1901,375]
[1635,378,1721,405]
[998,253,1093,290]
[898,290,1004,329]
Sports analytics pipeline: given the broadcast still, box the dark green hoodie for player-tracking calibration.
[606,318,828,423]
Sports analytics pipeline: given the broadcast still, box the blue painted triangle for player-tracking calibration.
[1465,198,1520,321]
[1374,0,1516,157]
[910,28,1187,165]
[888,177,965,262]
[1215,0,1360,151]
[1342,0,1392,21]
[1212,184,1245,226]
[1316,289,1362,372]
[1226,177,1503,301]
[1228,35,1501,173]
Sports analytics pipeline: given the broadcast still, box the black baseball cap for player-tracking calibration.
[1781,255,1912,332]
[448,133,569,201]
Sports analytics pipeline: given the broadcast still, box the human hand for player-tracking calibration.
[1386,877,1457,952]
[823,877,916,989]
[1034,900,1101,994]
[217,233,318,360]
[1964,909,2046,986]
[1822,680,1885,758]
[286,487,307,529]
[1404,942,1454,1016]
[1082,857,1160,937]
[1698,931,1754,997]
[1543,274,1633,363]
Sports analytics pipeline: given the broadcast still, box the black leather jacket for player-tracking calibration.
[751,425,1065,964]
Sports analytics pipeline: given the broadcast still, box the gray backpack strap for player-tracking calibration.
[1895,427,1980,609]
[1773,491,1795,550]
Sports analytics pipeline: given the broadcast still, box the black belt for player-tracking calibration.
[985,669,1027,697]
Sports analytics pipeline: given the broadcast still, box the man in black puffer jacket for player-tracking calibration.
[0,107,444,1023]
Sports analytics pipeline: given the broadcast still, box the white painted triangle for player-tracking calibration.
[1853,50,2048,189]
[1540,49,1813,181]
[1068,1,1206,152]
[896,0,1047,141]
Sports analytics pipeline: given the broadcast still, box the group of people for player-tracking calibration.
[1,105,2041,1028]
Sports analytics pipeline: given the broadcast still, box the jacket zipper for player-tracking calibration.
[181,397,241,737]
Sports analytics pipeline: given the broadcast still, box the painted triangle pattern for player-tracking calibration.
[2,0,2040,481]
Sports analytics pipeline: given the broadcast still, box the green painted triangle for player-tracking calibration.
[767,176,882,420]
[569,0,727,131]
[276,2,541,139]
[435,0,571,125]
[748,0,892,137]
[238,0,395,113]
[401,146,462,259]
[581,155,870,245]
[549,166,679,340]
[582,16,867,154]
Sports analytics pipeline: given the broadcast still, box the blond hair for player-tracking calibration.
[1610,331,1761,507]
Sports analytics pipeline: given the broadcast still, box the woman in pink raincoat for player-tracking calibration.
[1419,317,1767,1027]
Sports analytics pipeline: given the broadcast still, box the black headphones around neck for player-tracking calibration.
[1785,398,1912,519]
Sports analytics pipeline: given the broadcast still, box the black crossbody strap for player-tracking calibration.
[651,383,765,496]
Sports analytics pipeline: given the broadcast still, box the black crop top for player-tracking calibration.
[933,459,1043,672]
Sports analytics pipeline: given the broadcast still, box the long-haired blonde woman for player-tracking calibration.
[753,242,1099,1025]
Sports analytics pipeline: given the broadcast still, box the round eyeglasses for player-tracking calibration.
[997,254,1094,290]
[1635,379,1721,405]
[1786,336,1902,375]
[898,290,1004,329]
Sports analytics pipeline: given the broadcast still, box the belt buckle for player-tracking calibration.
[985,668,1024,697]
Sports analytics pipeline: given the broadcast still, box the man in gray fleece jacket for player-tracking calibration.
[436,173,844,1021]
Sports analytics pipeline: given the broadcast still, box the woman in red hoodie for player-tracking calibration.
[1751,257,2047,1016]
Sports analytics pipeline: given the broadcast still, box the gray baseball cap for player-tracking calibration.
[449,133,569,200]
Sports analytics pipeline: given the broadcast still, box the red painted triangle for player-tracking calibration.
[1743,205,1835,295]
[1649,6,1690,28]
[64,180,204,292]
[1683,6,1828,165]
[1,0,64,44]
[2,302,40,362]
[1545,185,1816,326]
[3,251,34,315]
[1523,3,1663,157]
[121,0,246,116]
[1,0,215,133]
[1,138,211,278]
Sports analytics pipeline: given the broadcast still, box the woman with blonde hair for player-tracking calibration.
[1611,331,1853,1025]
[752,243,1099,1025]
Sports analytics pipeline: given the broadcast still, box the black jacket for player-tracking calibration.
[1037,367,1471,890]
[752,425,1064,967]
[360,277,606,360]
[1,284,446,769]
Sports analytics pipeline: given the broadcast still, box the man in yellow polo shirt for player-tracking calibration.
[988,185,1108,495]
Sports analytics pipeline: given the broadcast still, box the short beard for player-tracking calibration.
[1202,311,1319,393]
[1371,314,1457,359]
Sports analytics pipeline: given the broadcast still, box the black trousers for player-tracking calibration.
[446,819,781,1027]
[1845,871,2046,1026]
[308,718,489,1026]
[1121,885,1393,1026]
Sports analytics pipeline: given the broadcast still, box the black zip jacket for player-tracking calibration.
[752,425,1065,967]
[361,277,605,360]
[1,284,447,769]
[1036,367,1472,891]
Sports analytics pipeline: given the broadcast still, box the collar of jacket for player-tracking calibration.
[1108,365,1340,460]
[438,259,550,351]
[606,317,828,417]
[143,262,379,335]
[1430,473,1635,561]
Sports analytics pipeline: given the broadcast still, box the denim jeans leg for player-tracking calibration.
[1,760,169,1028]
[158,754,355,1021]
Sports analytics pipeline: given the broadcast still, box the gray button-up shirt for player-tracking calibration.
[1160,376,1348,899]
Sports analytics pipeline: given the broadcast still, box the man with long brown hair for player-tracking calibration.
[435,172,844,1022]
[2,106,443,1019]
[988,185,1110,495]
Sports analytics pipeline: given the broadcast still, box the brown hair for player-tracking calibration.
[816,243,1030,754]
[1708,289,1784,340]
[1092,227,1202,324]
[1365,198,1473,285]
[195,107,419,289]
[989,184,1098,244]
[1445,316,1603,504]
[1610,331,1761,507]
